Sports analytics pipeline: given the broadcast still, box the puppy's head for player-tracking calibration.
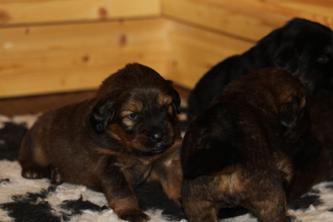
[90,63,180,156]
[252,69,308,139]
[270,18,333,93]
[225,69,308,138]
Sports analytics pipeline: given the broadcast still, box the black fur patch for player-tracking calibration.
[182,139,241,179]
[1,201,60,222]
[60,196,107,216]
[0,122,28,160]
[136,182,185,220]
[289,193,322,210]
[0,178,10,184]
[0,186,60,222]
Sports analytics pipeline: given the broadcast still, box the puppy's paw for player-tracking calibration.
[120,210,150,222]
[21,167,48,179]
[50,168,62,185]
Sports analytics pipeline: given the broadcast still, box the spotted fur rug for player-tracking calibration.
[1,115,333,222]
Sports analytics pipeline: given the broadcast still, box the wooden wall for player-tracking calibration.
[0,0,332,98]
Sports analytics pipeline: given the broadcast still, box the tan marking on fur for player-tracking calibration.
[125,100,143,112]
[149,168,182,203]
[105,124,123,141]
[120,100,143,128]
[120,110,134,117]
[158,94,172,106]
[274,152,293,182]
[218,168,243,194]
[122,117,135,128]
[110,196,140,215]
[110,124,132,142]
[33,146,49,166]
[252,187,287,221]
[96,147,116,156]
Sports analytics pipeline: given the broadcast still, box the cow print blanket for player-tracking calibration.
[1,114,333,222]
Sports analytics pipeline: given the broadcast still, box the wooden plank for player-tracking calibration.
[166,21,253,88]
[0,18,171,97]
[162,0,333,41]
[0,0,161,25]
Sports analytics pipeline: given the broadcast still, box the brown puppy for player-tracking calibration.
[18,63,182,222]
[181,69,311,222]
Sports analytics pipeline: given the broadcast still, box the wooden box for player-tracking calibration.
[0,0,332,97]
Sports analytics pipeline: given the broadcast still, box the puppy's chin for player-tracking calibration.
[130,141,173,156]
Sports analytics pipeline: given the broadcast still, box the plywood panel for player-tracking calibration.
[0,17,257,97]
[0,18,171,97]
[162,0,333,41]
[0,0,161,25]
[166,21,252,88]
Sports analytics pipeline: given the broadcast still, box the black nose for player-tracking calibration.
[151,132,163,142]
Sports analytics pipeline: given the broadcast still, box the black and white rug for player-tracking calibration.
[1,115,333,222]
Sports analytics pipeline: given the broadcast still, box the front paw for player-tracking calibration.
[21,167,49,179]
[120,210,150,222]
[50,168,62,185]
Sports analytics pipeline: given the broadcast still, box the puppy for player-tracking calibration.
[188,18,333,119]
[18,63,182,222]
[181,69,313,222]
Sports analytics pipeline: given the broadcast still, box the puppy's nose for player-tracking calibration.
[151,132,163,142]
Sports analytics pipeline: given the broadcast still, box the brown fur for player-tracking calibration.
[18,63,182,222]
[181,69,311,222]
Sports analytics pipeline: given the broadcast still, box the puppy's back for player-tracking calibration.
[19,99,100,186]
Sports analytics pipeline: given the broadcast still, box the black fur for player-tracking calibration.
[188,18,333,118]
[0,122,28,161]
[182,104,243,179]
[90,98,116,134]
[289,193,322,210]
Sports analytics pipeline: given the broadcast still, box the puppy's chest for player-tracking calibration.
[118,159,152,186]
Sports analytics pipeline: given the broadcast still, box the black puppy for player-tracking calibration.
[188,18,333,118]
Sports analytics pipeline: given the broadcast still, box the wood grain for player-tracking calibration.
[0,17,254,97]
[166,21,252,88]
[162,0,333,41]
[0,18,171,97]
[0,0,161,25]
[1,0,332,97]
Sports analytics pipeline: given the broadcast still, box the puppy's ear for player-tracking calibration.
[274,44,298,73]
[167,80,181,114]
[90,98,117,134]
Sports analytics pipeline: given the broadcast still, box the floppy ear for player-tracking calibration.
[90,98,117,134]
[273,43,298,73]
[166,80,181,114]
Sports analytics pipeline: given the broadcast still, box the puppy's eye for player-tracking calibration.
[317,54,330,64]
[128,112,140,121]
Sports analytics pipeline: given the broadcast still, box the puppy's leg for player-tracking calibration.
[246,179,288,222]
[150,151,182,203]
[182,180,218,222]
[50,167,63,185]
[98,157,149,222]
[19,132,51,179]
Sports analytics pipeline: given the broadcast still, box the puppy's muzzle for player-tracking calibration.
[148,130,172,154]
